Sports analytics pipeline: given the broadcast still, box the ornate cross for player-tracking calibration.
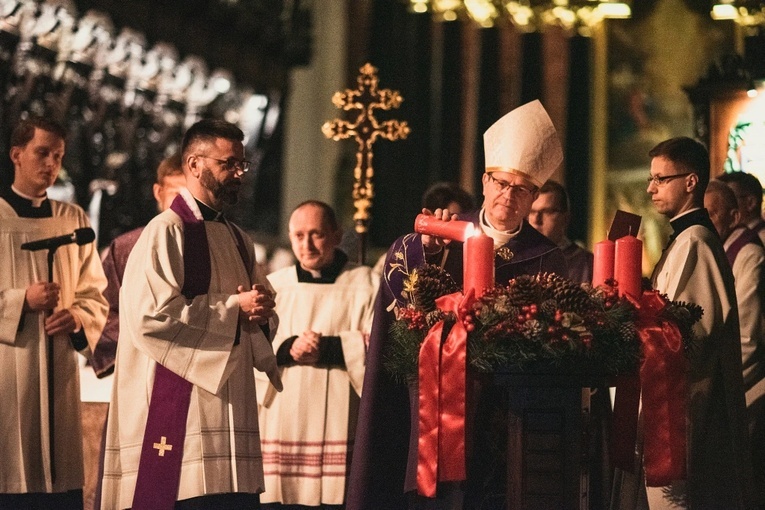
[322,62,410,264]
[153,436,173,457]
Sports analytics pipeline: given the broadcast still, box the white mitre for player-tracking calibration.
[483,99,563,188]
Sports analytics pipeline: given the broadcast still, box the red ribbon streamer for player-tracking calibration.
[417,291,471,497]
[635,291,688,486]
[417,320,442,497]
[612,291,688,485]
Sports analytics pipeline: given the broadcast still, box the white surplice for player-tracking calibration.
[645,224,754,509]
[725,227,765,407]
[256,263,377,505]
[101,189,281,509]
[0,198,107,494]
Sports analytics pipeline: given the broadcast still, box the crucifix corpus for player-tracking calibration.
[322,62,410,264]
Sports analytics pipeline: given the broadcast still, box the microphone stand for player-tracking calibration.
[45,246,57,485]
[21,228,94,486]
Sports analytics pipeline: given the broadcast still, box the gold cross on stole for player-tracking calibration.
[153,436,173,457]
[322,62,410,264]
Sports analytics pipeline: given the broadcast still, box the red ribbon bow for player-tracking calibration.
[611,291,688,486]
[416,290,472,497]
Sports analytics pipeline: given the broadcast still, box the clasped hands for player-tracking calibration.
[237,283,276,325]
[290,330,321,365]
[23,281,79,336]
[420,207,458,255]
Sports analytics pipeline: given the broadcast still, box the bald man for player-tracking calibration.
[258,200,377,508]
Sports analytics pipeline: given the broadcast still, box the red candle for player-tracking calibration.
[614,235,642,299]
[463,232,494,298]
[414,214,475,242]
[592,239,615,288]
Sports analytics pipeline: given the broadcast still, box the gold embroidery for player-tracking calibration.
[153,436,173,457]
[496,247,514,261]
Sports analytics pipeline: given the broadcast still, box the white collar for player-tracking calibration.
[669,207,701,223]
[480,208,521,248]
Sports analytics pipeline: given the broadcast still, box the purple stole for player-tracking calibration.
[726,227,764,267]
[131,197,211,510]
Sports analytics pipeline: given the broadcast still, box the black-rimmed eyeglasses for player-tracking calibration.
[195,155,251,173]
[646,172,693,186]
[487,173,536,196]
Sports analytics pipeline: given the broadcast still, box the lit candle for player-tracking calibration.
[614,235,642,299]
[463,232,494,298]
[592,239,615,288]
[414,214,475,242]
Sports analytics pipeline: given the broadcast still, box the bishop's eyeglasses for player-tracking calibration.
[487,173,536,196]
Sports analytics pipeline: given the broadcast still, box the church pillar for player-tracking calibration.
[498,22,523,116]
[589,21,609,247]
[281,1,348,238]
[542,26,570,185]
[459,21,481,197]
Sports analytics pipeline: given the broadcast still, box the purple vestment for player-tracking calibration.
[347,213,566,509]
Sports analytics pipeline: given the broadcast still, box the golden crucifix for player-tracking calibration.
[322,62,410,264]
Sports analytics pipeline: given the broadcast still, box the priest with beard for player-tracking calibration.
[347,100,568,510]
[101,119,282,510]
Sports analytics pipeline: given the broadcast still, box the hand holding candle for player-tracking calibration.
[414,214,475,243]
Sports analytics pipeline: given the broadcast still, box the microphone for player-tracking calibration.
[21,227,96,252]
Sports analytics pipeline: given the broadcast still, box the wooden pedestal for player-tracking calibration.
[496,371,611,510]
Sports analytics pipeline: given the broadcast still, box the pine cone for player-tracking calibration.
[554,284,592,314]
[540,299,558,318]
[506,275,539,307]
[426,310,446,328]
[537,272,567,293]
[523,319,544,343]
[618,322,637,343]
[412,264,459,311]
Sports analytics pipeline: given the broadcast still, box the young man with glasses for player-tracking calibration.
[101,119,281,510]
[348,100,568,509]
[614,137,754,509]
